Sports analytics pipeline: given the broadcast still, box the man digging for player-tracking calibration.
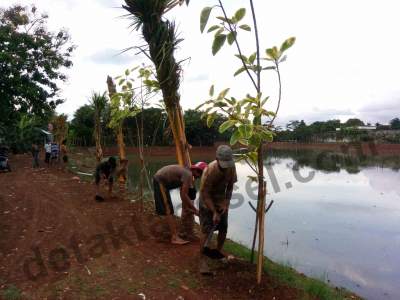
[153,162,207,245]
[199,145,237,274]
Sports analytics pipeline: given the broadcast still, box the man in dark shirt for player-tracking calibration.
[94,157,117,202]
[153,162,207,245]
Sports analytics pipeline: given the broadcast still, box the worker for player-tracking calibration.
[153,162,208,245]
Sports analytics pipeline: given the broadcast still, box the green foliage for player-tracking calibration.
[198,1,295,178]
[345,118,364,127]
[390,117,400,129]
[0,5,74,146]
[70,105,95,146]
[109,65,160,131]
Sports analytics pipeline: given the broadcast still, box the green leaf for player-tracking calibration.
[207,25,220,33]
[207,113,216,127]
[238,124,253,138]
[266,46,280,60]
[227,32,237,45]
[261,96,270,107]
[200,7,213,33]
[234,8,246,22]
[216,16,231,23]
[234,66,246,76]
[125,69,130,76]
[249,52,256,64]
[259,128,274,142]
[234,54,249,64]
[262,66,276,71]
[118,78,125,85]
[280,37,296,52]
[219,120,236,133]
[248,134,261,147]
[217,88,230,99]
[212,34,227,55]
[230,129,241,145]
[209,85,214,96]
[239,24,251,31]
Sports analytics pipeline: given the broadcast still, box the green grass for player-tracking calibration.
[1,285,22,300]
[223,240,359,300]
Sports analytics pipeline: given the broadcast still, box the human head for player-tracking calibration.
[216,145,235,169]
[62,139,67,145]
[190,161,208,178]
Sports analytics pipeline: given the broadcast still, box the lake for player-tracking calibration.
[128,148,400,300]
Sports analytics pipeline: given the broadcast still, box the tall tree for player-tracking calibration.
[122,0,195,235]
[122,0,191,167]
[390,118,400,130]
[90,92,107,162]
[0,5,74,143]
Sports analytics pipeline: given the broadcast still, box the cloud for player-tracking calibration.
[87,48,140,65]
[357,96,400,124]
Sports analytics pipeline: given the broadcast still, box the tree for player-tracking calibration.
[123,0,195,235]
[70,105,95,146]
[0,5,74,143]
[345,118,364,127]
[390,118,400,130]
[90,92,107,162]
[198,1,295,283]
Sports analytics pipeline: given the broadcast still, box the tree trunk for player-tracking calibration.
[94,119,103,162]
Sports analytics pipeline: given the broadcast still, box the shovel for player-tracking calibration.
[202,218,225,260]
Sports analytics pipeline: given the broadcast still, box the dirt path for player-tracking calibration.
[0,155,301,299]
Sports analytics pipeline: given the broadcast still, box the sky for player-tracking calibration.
[6,0,400,126]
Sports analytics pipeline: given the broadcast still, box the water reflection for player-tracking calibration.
[128,149,400,300]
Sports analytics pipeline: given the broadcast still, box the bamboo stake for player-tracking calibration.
[256,181,267,283]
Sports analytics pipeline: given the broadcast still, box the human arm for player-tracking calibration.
[180,181,199,215]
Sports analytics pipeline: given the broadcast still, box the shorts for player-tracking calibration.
[199,201,228,234]
[153,178,173,216]
[45,153,51,163]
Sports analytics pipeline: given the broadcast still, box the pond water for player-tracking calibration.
[128,148,400,300]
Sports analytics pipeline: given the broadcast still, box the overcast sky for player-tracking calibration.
[7,0,400,126]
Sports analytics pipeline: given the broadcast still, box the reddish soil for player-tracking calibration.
[0,154,302,300]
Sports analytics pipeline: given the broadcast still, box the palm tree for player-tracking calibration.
[122,0,191,168]
[90,92,107,162]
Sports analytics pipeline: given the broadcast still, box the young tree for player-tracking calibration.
[90,92,107,162]
[198,1,295,283]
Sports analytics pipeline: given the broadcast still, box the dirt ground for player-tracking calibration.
[0,154,303,300]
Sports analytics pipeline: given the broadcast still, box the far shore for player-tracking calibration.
[93,141,400,158]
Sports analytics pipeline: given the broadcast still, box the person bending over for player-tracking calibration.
[153,162,207,245]
[94,156,117,202]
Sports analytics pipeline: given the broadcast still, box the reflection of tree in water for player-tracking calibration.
[265,148,400,174]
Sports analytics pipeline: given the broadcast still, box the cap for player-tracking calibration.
[191,161,208,172]
[216,145,235,168]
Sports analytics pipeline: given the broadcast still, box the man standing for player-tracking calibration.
[199,145,237,274]
[153,162,207,245]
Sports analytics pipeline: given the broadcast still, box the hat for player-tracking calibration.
[191,161,208,172]
[216,145,235,168]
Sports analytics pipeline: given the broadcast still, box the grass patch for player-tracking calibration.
[223,240,360,300]
[1,285,22,300]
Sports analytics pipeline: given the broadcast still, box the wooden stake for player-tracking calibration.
[256,181,267,284]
